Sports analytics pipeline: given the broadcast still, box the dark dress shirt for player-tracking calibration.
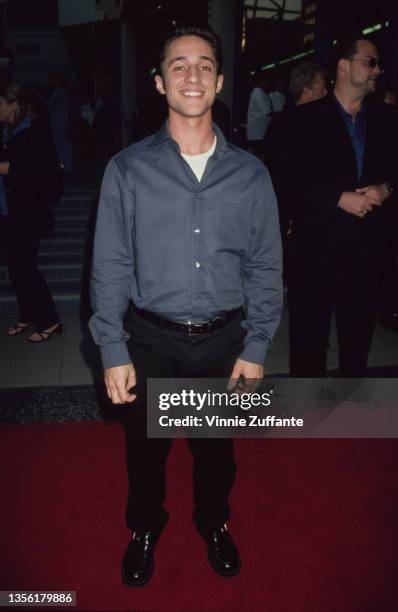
[335,96,366,179]
[90,122,283,368]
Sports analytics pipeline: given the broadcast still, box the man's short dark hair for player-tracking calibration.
[289,61,326,102]
[159,25,223,75]
[331,38,359,64]
[328,36,370,79]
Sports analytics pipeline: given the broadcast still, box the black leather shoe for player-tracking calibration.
[199,524,241,577]
[121,530,161,587]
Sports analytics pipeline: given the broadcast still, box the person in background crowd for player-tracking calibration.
[46,73,72,174]
[264,62,328,283]
[246,73,285,159]
[270,37,398,376]
[93,74,120,161]
[89,25,282,586]
[289,61,328,105]
[0,83,63,342]
[270,78,286,112]
[73,88,95,163]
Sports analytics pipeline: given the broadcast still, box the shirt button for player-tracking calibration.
[195,262,201,268]
[194,228,200,233]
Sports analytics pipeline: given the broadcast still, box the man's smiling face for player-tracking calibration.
[155,35,223,119]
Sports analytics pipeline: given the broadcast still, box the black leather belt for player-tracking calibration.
[132,306,242,335]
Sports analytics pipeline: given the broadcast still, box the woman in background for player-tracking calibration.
[0,83,63,342]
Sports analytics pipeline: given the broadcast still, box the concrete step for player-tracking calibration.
[0,280,84,312]
[0,262,83,282]
[54,218,90,230]
[55,209,91,219]
[38,252,86,265]
[51,228,88,239]
[40,263,84,281]
[64,188,98,194]
[0,278,82,295]
[0,292,82,313]
[0,188,97,313]
[64,182,101,194]
[0,242,87,266]
[63,188,98,196]
[57,197,96,211]
[40,238,85,254]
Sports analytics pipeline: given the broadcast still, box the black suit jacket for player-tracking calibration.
[267,93,398,248]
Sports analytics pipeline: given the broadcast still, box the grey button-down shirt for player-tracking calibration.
[90,122,283,369]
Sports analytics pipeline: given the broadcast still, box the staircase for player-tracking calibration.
[0,189,98,314]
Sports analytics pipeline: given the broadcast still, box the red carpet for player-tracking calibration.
[1,421,398,611]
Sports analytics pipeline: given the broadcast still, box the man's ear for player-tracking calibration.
[216,74,224,94]
[155,74,166,95]
[337,58,349,77]
[301,86,310,102]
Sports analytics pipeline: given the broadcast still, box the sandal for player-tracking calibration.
[27,323,63,343]
[7,322,33,336]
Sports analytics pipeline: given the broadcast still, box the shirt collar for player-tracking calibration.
[148,120,231,153]
[334,93,366,122]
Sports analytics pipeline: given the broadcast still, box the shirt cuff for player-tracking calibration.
[239,340,269,365]
[100,342,131,369]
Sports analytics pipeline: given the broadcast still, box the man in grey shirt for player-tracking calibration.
[90,25,282,586]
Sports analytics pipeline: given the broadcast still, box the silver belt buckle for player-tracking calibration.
[187,321,202,336]
[186,318,209,336]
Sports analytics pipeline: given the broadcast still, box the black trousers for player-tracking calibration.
[288,232,384,377]
[379,237,398,323]
[122,308,245,533]
[0,217,59,331]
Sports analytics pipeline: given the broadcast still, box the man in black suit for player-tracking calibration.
[269,37,398,376]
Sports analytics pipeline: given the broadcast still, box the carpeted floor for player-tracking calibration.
[1,420,398,611]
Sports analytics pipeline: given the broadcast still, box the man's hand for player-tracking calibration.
[227,358,264,394]
[355,184,390,207]
[104,363,137,404]
[0,162,10,176]
[338,191,373,218]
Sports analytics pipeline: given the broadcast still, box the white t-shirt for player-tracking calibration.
[246,88,286,141]
[181,136,217,181]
